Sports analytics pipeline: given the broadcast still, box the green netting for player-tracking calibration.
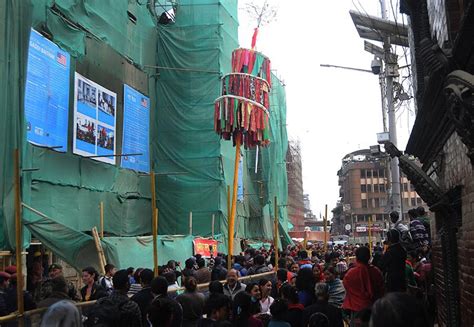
[0,0,291,270]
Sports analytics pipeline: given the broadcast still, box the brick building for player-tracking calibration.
[334,149,425,243]
[386,1,474,325]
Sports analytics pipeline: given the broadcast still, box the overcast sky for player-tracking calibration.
[238,1,415,220]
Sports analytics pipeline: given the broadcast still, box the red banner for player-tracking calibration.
[193,238,218,258]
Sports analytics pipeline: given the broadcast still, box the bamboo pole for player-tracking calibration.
[189,212,193,235]
[99,202,104,239]
[211,214,215,239]
[228,139,241,270]
[92,227,106,275]
[153,208,159,276]
[150,172,157,275]
[323,204,328,253]
[273,196,279,270]
[14,149,24,325]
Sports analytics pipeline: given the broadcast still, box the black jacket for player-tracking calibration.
[131,287,154,326]
[380,242,407,292]
[302,301,343,327]
[80,283,107,302]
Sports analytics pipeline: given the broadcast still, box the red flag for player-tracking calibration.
[251,28,259,49]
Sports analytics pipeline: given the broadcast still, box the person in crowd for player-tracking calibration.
[164,270,180,294]
[312,264,324,283]
[208,280,224,298]
[147,296,176,327]
[211,257,228,281]
[390,211,412,249]
[151,276,183,327]
[80,266,107,302]
[182,258,197,282]
[37,276,71,308]
[223,269,246,299]
[405,252,418,293]
[127,267,136,284]
[380,229,407,292]
[295,268,315,307]
[99,263,117,295]
[323,266,345,308]
[0,272,10,316]
[274,268,289,297]
[302,282,343,327]
[232,291,263,327]
[198,293,232,327]
[416,206,431,237]
[35,263,79,302]
[409,210,430,249]
[233,255,248,277]
[268,298,291,327]
[86,269,141,327]
[298,251,312,269]
[342,246,384,323]
[288,262,299,275]
[195,258,211,284]
[258,278,274,314]
[40,300,82,327]
[4,271,36,315]
[131,268,154,326]
[280,284,303,327]
[370,292,430,327]
[176,276,205,327]
[128,267,143,296]
[248,255,271,275]
[245,282,262,316]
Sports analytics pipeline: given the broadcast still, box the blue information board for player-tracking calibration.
[121,85,150,173]
[24,29,70,151]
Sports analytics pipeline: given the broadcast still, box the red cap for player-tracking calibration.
[5,266,16,274]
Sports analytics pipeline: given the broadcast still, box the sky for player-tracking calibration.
[238,1,416,220]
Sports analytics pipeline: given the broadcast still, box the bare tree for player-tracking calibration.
[243,0,278,28]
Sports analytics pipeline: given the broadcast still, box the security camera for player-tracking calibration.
[371,58,382,75]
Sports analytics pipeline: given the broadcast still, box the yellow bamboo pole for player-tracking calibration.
[150,172,158,276]
[14,149,24,326]
[228,139,241,270]
[99,202,104,239]
[273,196,279,270]
[153,208,159,276]
[323,204,328,253]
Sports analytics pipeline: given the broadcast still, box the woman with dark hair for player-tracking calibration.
[280,284,303,327]
[258,278,274,313]
[176,277,205,327]
[208,280,224,296]
[232,292,263,327]
[370,292,430,327]
[380,229,407,292]
[295,268,315,307]
[245,282,262,315]
[80,266,106,302]
[323,266,345,308]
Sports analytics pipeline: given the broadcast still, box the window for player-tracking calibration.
[379,184,385,192]
[373,184,379,192]
[367,170,372,178]
[374,198,380,207]
[362,199,368,208]
[404,198,409,208]
[410,183,416,191]
[404,183,409,192]
[367,184,372,193]
[380,198,387,207]
[376,214,383,221]
[373,170,379,178]
[361,184,367,193]
[379,169,385,178]
[417,197,423,204]
[360,169,366,178]
[411,198,416,206]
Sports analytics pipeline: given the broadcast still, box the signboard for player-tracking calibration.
[237,157,244,201]
[24,29,70,151]
[73,73,116,164]
[356,223,383,233]
[121,84,150,172]
[193,238,218,258]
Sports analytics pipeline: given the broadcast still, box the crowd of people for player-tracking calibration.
[0,207,435,326]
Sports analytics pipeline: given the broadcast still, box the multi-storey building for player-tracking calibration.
[286,140,305,231]
[335,149,425,243]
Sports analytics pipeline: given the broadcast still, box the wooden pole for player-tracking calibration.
[14,149,24,325]
[273,196,279,270]
[228,139,241,270]
[153,208,159,276]
[211,214,215,239]
[189,212,193,235]
[323,204,328,253]
[92,227,106,275]
[99,202,104,239]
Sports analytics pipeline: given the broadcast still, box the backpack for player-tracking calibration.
[84,297,128,327]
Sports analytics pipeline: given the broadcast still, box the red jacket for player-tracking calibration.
[342,262,384,312]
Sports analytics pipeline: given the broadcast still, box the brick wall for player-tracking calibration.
[434,132,474,326]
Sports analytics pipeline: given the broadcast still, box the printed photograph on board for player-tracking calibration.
[75,114,96,155]
[76,78,97,118]
[97,125,114,150]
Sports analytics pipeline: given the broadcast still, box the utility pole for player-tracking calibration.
[380,0,401,214]
[350,3,408,215]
